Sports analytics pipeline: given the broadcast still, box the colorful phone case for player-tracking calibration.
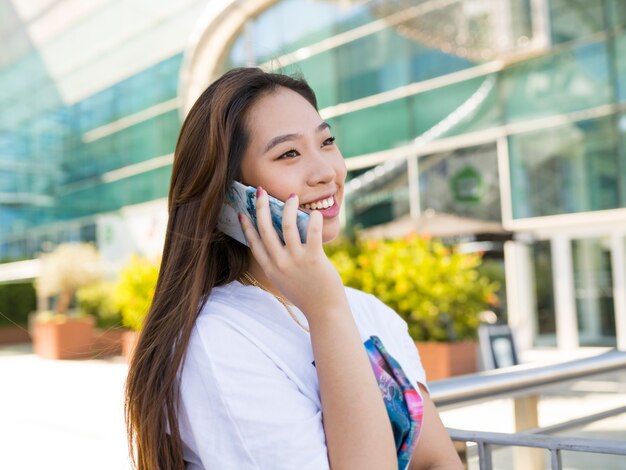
[217,181,309,246]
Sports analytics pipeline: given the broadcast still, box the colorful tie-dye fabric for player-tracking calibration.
[364,335,424,470]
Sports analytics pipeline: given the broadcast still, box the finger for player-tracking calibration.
[255,187,284,256]
[305,210,324,250]
[282,193,303,249]
[239,213,271,267]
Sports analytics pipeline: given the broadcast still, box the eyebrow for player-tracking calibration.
[263,122,331,154]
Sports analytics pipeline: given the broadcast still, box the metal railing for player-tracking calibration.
[446,428,626,470]
[429,350,626,470]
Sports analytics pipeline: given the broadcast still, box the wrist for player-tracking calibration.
[304,296,351,329]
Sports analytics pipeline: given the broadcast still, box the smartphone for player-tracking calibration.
[217,180,310,246]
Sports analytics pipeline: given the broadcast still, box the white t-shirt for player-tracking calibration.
[178,281,427,470]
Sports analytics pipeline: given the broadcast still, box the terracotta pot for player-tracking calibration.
[122,330,138,362]
[32,316,95,360]
[0,325,31,345]
[415,341,478,381]
[92,327,127,357]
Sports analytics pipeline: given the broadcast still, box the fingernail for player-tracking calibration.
[288,193,296,199]
[256,186,263,198]
[237,213,243,223]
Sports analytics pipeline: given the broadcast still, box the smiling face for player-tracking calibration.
[240,87,347,243]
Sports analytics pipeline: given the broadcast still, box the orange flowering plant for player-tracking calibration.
[324,234,500,342]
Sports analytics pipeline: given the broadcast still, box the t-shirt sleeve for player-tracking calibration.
[397,323,429,392]
[178,314,329,470]
[362,292,428,391]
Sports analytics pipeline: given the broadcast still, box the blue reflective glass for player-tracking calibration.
[615,32,626,102]
[502,41,611,123]
[549,0,605,45]
[509,116,621,218]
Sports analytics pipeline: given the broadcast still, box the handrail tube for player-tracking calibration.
[447,428,626,455]
[526,404,626,435]
[430,350,626,407]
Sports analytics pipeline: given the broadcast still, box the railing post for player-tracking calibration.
[477,441,493,470]
[550,449,562,470]
[514,395,543,470]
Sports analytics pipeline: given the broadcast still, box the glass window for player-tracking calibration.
[337,99,410,157]
[418,143,501,221]
[608,0,626,28]
[128,166,171,206]
[80,223,97,243]
[615,32,626,103]
[509,116,620,218]
[336,29,410,103]
[412,74,501,138]
[0,170,17,192]
[502,41,612,123]
[281,52,337,109]
[222,0,377,68]
[572,237,616,347]
[344,162,410,231]
[408,43,472,84]
[224,2,480,105]
[253,0,341,63]
[532,240,556,346]
[619,113,626,207]
[549,0,605,45]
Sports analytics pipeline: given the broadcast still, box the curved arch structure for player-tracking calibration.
[178,0,278,116]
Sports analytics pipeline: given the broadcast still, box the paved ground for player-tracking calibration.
[0,345,130,470]
[1,344,625,470]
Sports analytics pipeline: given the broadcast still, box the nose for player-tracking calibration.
[306,148,338,186]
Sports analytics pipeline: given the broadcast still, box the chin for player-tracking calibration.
[321,223,341,244]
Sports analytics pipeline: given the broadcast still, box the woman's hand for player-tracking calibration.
[241,186,397,469]
[239,186,347,320]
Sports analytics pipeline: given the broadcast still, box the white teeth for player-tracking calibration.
[301,196,334,210]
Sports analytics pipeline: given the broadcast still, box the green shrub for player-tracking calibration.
[0,282,37,327]
[325,235,499,342]
[76,281,122,328]
[114,256,159,332]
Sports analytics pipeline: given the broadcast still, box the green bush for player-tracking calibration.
[114,256,160,332]
[0,282,37,327]
[76,281,122,328]
[325,235,499,342]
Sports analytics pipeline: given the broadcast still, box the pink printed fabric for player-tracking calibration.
[364,335,424,470]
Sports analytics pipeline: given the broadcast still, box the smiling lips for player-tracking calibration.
[300,195,334,210]
[299,195,340,218]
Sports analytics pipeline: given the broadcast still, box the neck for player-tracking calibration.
[245,255,285,298]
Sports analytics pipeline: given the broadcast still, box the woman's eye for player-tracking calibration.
[278,149,299,159]
[322,136,336,147]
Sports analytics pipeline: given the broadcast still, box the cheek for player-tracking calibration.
[335,158,347,183]
[241,164,273,191]
[239,158,256,186]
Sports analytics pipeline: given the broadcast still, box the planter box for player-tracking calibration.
[0,325,31,345]
[415,341,478,381]
[92,328,127,357]
[32,316,95,360]
[122,330,138,362]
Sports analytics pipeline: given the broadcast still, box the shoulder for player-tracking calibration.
[344,286,408,333]
[184,282,317,394]
[344,287,428,388]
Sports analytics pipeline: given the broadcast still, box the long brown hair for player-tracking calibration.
[124,67,318,469]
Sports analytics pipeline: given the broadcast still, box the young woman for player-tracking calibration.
[125,67,462,470]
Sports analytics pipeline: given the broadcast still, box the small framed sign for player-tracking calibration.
[478,323,519,369]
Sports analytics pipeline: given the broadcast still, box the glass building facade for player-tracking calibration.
[2,0,626,350]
